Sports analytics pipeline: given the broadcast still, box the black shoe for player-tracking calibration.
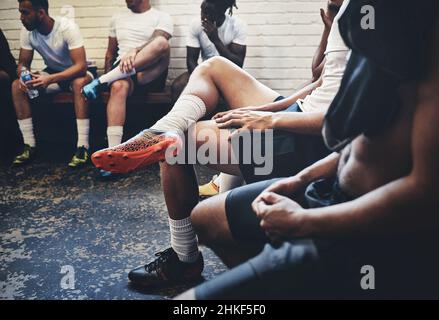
[12,144,36,166]
[128,248,203,288]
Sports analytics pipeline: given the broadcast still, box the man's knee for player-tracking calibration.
[191,195,229,247]
[71,77,90,93]
[110,80,130,96]
[151,36,170,55]
[11,79,23,95]
[191,202,213,246]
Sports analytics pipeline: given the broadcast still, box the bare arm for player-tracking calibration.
[26,47,87,89]
[213,42,246,68]
[272,110,325,135]
[187,46,201,74]
[17,48,34,77]
[136,29,171,52]
[47,47,87,83]
[105,37,118,73]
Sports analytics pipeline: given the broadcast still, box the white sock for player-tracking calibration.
[18,118,36,147]
[151,94,206,133]
[99,66,136,85]
[76,119,90,149]
[218,173,244,193]
[169,216,200,263]
[107,126,124,148]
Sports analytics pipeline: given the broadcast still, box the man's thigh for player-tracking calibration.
[192,57,280,109]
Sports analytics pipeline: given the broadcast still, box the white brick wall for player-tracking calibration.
[0,0,326,96]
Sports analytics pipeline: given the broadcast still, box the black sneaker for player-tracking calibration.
[128,248,203,288]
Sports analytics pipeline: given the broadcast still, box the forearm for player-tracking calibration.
[259,79,322,112]
[105,53,115,73]
[17,62,31,78]
[50,63,87,83]
[295,152,340,185]
[272,111,324,135]
[212,40,243,67]
[311,27,330,80]
[300,175,438,238]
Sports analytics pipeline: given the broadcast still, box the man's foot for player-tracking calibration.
[128,248,204,288]
[82,79,104,100]
[68,146,90,168]
[199,175,220,199]
[91,129,182,174]
[12,144,36,166]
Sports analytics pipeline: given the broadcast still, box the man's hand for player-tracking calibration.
[215,110,276,139]
[212,105,264,120]
[255,176,308,202]
[18,77,29,93]
[320,8,334,30]
[320,1,340,30]
[202,18,220,43]
[252,192,306,243]
[120,48,138,73]
[26,72,53,89]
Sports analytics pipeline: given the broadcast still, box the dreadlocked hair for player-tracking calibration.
[206,0,238,16]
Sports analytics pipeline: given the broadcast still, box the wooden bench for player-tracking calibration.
[50,87,172,105]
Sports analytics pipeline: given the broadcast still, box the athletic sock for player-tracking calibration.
[76,119,90,149]
[17,118,36,147]
[99,66,136,85]
[169,216,200,263]
[107,126,124,148]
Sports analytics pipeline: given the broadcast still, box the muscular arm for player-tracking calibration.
[105,37,118,73]
[187,46,201,74]
[272,110,325,135]
[213,41,246,67]
[137,29,172,52]
[17,48,34,78]
[49,47,87,83]
[311,27,330,82]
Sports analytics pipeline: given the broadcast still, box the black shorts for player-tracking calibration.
[110,61,167,94]
[235,99,329,183]
[42,67,95,92]
[225,177,352,247]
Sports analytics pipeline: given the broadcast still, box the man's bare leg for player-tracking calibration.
[11,79,36,165]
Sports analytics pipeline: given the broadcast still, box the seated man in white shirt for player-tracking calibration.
[82,0,173,177]
[11,0,94,168]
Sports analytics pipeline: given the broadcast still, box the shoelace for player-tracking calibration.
[144,248,175,273]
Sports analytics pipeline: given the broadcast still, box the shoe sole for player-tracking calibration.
[91,137,180,174]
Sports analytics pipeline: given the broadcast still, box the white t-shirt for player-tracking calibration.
[20,16,84,72]
[186,15,247,61]
[299,0,351,113]
[110,8,173,62]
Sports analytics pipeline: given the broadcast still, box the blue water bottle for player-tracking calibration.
[20,66,39,99]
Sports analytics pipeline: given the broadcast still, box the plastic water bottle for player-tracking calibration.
[20,66,39,99]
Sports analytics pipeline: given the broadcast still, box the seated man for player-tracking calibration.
[176,0,439,299]
[0,28,19,163]
[82,0,172,177]
[171,0,248,196]
[12,0,93,167]
[91,0,348,288]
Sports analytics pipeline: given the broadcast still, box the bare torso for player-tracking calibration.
[337,86,416,198]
